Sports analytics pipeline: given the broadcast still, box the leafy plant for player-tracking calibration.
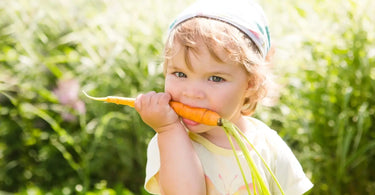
[258,0,375,194]
[0,0,191,193]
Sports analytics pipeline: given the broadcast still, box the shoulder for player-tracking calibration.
[245,117,282,144]
[245,117,295,158]
[245,117,313,194]
[246,117,275,134]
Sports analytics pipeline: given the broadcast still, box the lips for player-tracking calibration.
[182,118,200,126]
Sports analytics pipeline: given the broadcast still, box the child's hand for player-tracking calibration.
[134,92,180,133]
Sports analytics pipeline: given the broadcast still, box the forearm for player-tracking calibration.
[157,122,206,195]
[135,92,205,194]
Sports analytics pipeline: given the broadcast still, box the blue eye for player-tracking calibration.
[174,72,187,78]
[209,76,225,82]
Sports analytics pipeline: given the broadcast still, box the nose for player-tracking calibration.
[182,81,205,100]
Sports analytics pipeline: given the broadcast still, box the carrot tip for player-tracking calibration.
[82,90,107,102]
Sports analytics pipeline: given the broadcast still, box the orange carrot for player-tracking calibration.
[83,91,222,126]
[169,102,222,126]
[83,91,136,107]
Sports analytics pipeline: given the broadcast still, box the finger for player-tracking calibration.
[157,92,171,106]
[144,91,157,106]
[135,92,155,111]
[134,93,144,112]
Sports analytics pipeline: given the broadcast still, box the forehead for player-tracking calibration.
[169,41,248,76]
[166,39,235,71]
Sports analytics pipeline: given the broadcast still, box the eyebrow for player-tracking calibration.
[167,59,195,72]
[166,64,185,72]
[208,71,232,77]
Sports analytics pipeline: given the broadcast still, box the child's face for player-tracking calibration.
[164,42,251,132]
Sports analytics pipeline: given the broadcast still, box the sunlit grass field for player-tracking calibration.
[1,0,374,194]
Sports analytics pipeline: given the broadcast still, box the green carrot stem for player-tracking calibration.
[222,119,271,195]
[225,129,253,195]
[237,129,285,195]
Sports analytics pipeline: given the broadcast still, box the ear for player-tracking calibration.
[244,77,256,98]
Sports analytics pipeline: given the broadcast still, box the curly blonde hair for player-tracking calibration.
[163,17,273,116]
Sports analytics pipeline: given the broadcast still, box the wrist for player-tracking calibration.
[155,120,185,134]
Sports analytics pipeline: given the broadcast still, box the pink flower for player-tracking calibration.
[54,79,86,121]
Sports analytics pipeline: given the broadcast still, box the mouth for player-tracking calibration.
[182,118,200,126]
[175,101,212,126]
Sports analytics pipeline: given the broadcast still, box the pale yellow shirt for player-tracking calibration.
[145,117,313,195]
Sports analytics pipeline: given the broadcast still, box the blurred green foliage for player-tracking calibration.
[0,0,374,194]
[258,0,375,194]
[0,0,189,193]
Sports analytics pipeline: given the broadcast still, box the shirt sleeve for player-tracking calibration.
[144,134,161,194]
[269,130,313,195]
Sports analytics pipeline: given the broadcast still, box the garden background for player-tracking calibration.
[0,0,374,194]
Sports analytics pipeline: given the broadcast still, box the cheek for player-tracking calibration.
[164,76,181,99]
[210,85,247,117]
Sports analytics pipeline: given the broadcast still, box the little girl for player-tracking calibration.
[135,0,313,194]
